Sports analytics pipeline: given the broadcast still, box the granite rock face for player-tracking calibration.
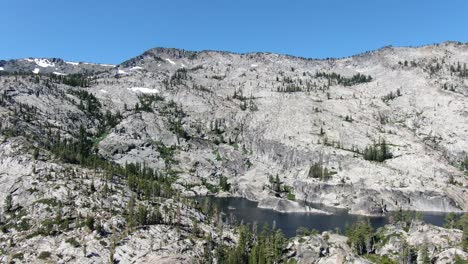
[1,42,468,215]
[92,42,468,215]
[0,42,467,262]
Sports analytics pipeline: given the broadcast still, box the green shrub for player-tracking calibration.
[12,252,24,260]
[66,237,81,248]
[38,251,51,260]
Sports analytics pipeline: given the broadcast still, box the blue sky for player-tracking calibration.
[2,0,467,64]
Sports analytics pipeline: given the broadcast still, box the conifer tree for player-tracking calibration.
[4,193,12,213]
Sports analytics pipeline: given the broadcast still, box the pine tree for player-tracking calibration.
[419,241,431,264]
[136,205,148,226]
[33,148,39,160]
[126,194,136,227]
[462,224,468,251]
[4,193,12,213]
[85,215,95,231]
[274,174,281,193]
[346,220,375,255]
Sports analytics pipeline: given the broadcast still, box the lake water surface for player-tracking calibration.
[199,196,450,237]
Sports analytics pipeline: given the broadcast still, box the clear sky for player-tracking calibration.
[2,0,468,64]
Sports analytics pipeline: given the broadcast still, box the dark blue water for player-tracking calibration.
[198,196,450,237]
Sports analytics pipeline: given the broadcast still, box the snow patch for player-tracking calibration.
[117,69,128,74]
[80,62,115,67]
[251,64,258,67]
[128,87,159,94]
[130,66,143,71]
[24,58,34,62]
[181,63,186,68]
[165,58,176,65]
[53,72,67,76]
[66,61,79,66]
[100,89,109,93]
[32,68,40,74]
[34,58,55,68]
[0,67,4,71]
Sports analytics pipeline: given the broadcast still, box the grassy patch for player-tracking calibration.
[35,198,59,207]
[93,131,109,146]
[287,192,296,201]
[12,252,24,260]
[364,254,397,264]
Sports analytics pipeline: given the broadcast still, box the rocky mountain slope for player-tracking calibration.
[1,42,468,214]
[0,41,467,263]
[100,42,468,215]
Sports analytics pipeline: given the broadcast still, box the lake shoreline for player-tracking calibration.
[195,196,454,237]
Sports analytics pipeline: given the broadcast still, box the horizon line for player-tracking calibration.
[2,40,466,66]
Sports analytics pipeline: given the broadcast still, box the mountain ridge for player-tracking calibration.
[1,40,467,68]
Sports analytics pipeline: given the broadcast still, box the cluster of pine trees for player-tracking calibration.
[231,89,258,111]
[449,62,468,77]
[346,221,375,255]
[70,90,103,118]
[125,195,163,228]
[398,60,418,67]
[381,89,402,102]
[162,68,190,88]
[212,224,286,264]
[135,94,164,113]
[363,139,392,162]
[308,160,335,181]
[315,72,372,86]
[276,84,303,93]
[49,73,92,87]
[267,175,295,199]
[444,213,468,251]
[126,162,175,200]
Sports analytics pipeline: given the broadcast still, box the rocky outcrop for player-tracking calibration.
[257,196,331,214]
[294,181,464,216]
[286,221,467,263]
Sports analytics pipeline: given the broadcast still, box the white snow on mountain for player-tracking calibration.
[34,59,55,68]
[53,72,67,76]
[0,67,4,71]
[165,58,176,65]
[130,66,143,71]
[81,62,115,67]
[117,69,128,74]
[32,68,40,74]
[66,61,79,66]
[127,87,159,94]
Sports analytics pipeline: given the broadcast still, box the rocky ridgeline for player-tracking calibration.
[0,42,467,263]
[287,221,467,264]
